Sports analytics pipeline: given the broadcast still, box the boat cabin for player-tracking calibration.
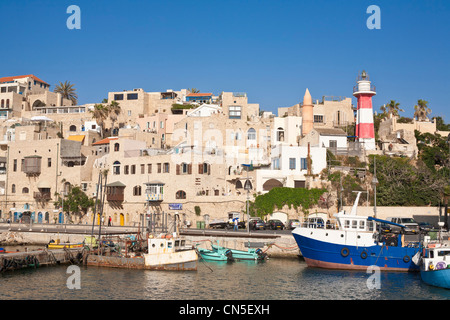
[422,244,450,271]
[147,236,189,255]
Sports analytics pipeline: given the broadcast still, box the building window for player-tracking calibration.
[277,128,285,142]
[124,165,129,175]
[13,159,17,172]
[81,183,88,191]
[157,163,162,173]
[163,163,170,173]
[229,106,241,119]
[113,161,121,175]
[314,115,324,123]
[127,93,138,100]
[114,143,119,152]
[289,158,296,170]
[300,158,308,170]
[140,164,145,174]
[22,187,29,194]
[176,190,186,199]
[272,158,280,170]
[48,158,52,167]
[247,128,256,140]
[147,164,152,174]
[114,94,123,100]
[329,140,337,148]
[131,165,136,174]
[133,185,142,196]
[69,125,77,132]
[11,184,16,193]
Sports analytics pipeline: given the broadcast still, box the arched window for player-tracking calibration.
[247,128,256,140]
[22,187,29,194]
[277,127,285,142]
[1,100,4,108]
[11,184,16,193]
[176,190,186,199]
[133,185,141,196]
[114,143,120,152]
[113,161,121,175]
[6,99,10,108]
[235,180,243,189]
[69,125,77,132]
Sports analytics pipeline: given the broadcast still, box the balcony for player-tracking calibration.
[107,193,124,202]
[146,193,163,202]
[34,192,51,200]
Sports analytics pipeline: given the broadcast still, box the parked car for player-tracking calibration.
[378,222,392,234]
[266,219,285,230]
[286,219,301,230]
[418,222,435,233]
[249,217,266,230]
[386,217,420,234]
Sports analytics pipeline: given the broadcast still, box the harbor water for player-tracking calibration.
[0,247,449,300]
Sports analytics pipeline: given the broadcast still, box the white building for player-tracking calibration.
[255,144,327,193]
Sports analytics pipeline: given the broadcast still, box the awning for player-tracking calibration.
[106,181,126,188]
[67,135,85,143]
[37,180,51,188]
[145,180,165,185]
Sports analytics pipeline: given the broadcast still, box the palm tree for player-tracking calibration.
[89,104,109,137]
[54,81,78,105]
[188,88,200,93]
[380,100,404,117]
[108,100,121,136]
[414,99,432,121]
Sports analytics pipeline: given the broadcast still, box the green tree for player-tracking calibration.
[89,103,109,137]
[108,100,121,135]
[54,81,78,105]
[414,99,432,121]
[54,186,95,223]
[380,100,404,117]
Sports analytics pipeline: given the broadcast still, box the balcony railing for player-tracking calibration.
[34,192,51,200]
[353,85,376,93]
[107,193,124,202]
[146,193,163,201]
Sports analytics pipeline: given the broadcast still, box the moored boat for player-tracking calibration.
[86,233,198,271]
[211,242,267,261]
[292,192,421,272]
[47,241,84,249]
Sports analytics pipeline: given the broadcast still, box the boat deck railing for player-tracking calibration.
[301,219,340,230]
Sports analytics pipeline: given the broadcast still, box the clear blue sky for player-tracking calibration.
[1,0,449,121]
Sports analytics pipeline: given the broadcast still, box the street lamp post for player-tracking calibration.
[243,164,252,234]
[372,156,378,218]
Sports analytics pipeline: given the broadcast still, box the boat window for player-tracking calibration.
[430,251,434,258]
[352,220,357,229]
[175,240,180,247]
[168,242,173,248]
[438,250,450,257]
[359,220,365,230]
[160,243,164,248]
[181,240,185,246]
[344,220,350,229]
[367,221,374,232]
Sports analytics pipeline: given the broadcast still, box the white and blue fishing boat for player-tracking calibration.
[292,192,421,271]
[418,226,450,289]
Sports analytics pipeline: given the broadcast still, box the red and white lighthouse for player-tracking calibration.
[353,70,376,150]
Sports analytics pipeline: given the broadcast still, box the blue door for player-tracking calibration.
[38,212,43,223]
[13,212,18,222]
[31,212,35,223]
[58,212,64,224]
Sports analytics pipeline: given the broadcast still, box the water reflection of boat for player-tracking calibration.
[292,192,421,271]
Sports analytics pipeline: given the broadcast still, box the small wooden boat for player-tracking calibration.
[47,242,84,249]
[197,246,234,262]
[211,243,267,261]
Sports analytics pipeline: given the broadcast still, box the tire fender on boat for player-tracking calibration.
[403,255,410,263]
[361,250,368,259]
[341,247,350,257]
